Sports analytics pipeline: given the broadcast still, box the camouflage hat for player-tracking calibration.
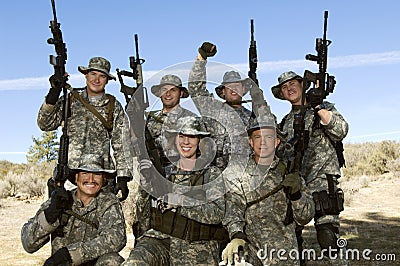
[70,154,116,175]
[247,113,277,135]
[271,71,302,100]
[166,116,210,136]
[78,57,116,80]
[215,71,251,99]
[151,74,189,98]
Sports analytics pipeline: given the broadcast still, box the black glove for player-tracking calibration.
[45,75,65,105]
[43,247,72,266]
[198,42,217,60]
[44,187,72,224]
[115,176,130,201]
[282,172,302,201]
[306,87,324,109]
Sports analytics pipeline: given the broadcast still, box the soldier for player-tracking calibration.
[221,108,315,265]
[188,42,253,170]
[37,56,132,201]
[146,74,197,169]
[21,154,127,266]
[123,116,226,266]
[271,71,349,264]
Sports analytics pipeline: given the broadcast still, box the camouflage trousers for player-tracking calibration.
[122,236,221,265]
[60,252,124,266]
[170,237,220,265]
[121,237,170,266]
[305,175,348,266]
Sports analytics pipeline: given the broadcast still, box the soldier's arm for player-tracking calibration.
[67,194,126,265]
[188,56,213,98]
[110,100,132,178]
[319,103,349,141]
[222,182,247,239]
[21,200,58,253]
[37,97,64,131]
[291,178,315,226]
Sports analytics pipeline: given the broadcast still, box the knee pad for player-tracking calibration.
[315,223,339,250]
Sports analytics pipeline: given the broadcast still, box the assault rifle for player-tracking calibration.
[248,19,258,86]
[247,19,270,116]
[116,35,164,190]
[47,0,70,194]
[303,10,336,102]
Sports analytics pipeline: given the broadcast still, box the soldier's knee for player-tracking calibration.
[95,252,124,266]
[315,223,339,250]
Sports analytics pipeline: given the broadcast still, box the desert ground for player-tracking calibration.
[1,174,399,266]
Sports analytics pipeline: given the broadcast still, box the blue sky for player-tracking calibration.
[1,0,399,163]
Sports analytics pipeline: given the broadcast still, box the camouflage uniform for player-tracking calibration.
[273,71,349,265]
[223,157,315,265]
[124,164,225,266]
[38,89,129,179]
[21,189,126,265]
[38,57,131,189]
[188,58,252,169]
[124,117,226,266]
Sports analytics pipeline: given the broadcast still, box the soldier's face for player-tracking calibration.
[280,79,303,105]
[222,82,245,104]
[160,85,182,109]
[249,128,279,160]
[176,133,199,160]
[75,171,106,199]
[85,70,109,96]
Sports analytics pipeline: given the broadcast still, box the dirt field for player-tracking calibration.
[1,175,399,266]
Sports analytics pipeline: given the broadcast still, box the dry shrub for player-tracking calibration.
[0,162,53,198]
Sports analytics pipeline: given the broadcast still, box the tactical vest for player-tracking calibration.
[150,169,229,242]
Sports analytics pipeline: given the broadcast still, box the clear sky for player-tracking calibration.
[1,0,399,163]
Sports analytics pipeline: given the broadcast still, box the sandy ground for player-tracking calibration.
[1,175,399,266]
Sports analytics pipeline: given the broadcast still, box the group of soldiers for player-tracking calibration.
[21,41,348,266]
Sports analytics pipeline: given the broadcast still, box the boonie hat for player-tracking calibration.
[271,71,303,100]
[215,71,251,99]
[78,57,116,80]
[70,154,115,175]
[151,74,189,98]
[166,116,210,136]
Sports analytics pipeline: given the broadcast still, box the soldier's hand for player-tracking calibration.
[115,176,130,201]
[198,42,217,60]
[282,172,302,200]
[221,238,247,265]
[45,74,67,105]
[156,193,183,213]
[306,87,324,109]
[44,187,72,224]
[43,247,72,266]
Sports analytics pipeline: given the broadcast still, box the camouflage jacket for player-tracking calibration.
[280,102,349,183]
[37,89,131,177]
[188,59,252,169]
[146,105,196,167]
[140,162,226,240]
[223,157,314,264]
[21,190,126,265]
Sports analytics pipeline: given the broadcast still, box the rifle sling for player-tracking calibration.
[64,209,99,230]
[71,91,114,132]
